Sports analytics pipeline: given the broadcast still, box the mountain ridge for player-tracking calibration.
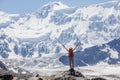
[0,1,120,72]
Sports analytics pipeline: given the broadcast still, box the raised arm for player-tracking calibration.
[62,45,69,52]
[55,38,69,52]
[73,43,79,51]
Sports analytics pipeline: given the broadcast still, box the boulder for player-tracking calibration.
[91,77,106,80]
[53,68,88,80]
[0,74,13,80]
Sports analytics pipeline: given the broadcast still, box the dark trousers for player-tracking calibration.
[69,56,74,69]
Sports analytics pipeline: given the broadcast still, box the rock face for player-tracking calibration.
[0,74,13,80]
[49,69,107,80]
[53,68,88,80]
[0,61,8,71]
[0,68,107,80]
[91,77,106,80]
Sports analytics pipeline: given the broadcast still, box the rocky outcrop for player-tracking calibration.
[91,77,106,80]
[52,68,88,80]
[0,74,13,80]
[50,69,107,80]
[0,68,107,80]
[0,61,8,71]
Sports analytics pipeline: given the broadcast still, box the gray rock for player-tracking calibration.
[91,77,106,80]
[0,74,13,80]
[53,69,88,80]
[0,61,8,71]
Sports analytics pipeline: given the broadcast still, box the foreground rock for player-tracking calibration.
[50,68,88,80]
[0,68,107,80]
[48,68,107,80]
[0,74,13,80]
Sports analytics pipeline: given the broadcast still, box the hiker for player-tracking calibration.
[55,38,79,69]
[62,44,79,69]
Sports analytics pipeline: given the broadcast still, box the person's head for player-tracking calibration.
[69,47,73,51]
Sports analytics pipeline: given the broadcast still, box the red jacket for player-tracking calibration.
[69,48,74,57]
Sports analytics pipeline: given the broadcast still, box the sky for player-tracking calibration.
[0,0,115,14]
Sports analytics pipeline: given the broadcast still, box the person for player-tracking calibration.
[62,44,79,69]
[55,38,79,69]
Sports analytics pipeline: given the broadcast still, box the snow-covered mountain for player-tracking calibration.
[60,38,120,66]
[0,0,120,70]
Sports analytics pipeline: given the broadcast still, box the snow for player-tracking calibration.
[0,11,19,24]
[8,42,18,59]
[79,64,120,79]
[109,49,119,59]
[1,1,120,44]
[0,1,120,79]
[0,1,120,56]
[16,62,120,80]
[51,1,69,10]
[101,45,119,59]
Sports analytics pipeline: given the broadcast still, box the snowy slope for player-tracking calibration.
[0,1,120,76]
[60,38,120,66]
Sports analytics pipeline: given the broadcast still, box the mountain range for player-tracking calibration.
[0,1,120,71]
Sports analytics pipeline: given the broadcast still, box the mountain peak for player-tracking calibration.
[95,0,120,9]
[44,1,69,10]
[39,1,69,12]
[35,1,69,18]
